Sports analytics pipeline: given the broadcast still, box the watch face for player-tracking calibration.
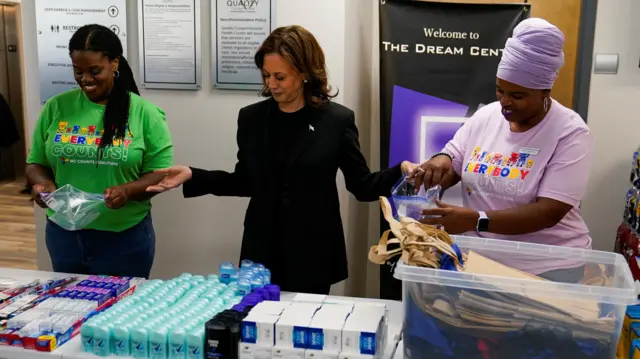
[478,218,489,231]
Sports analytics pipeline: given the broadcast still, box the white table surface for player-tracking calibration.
[0,269,404,359]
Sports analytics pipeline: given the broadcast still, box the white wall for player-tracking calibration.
[581,0,640,251]
[18,0,383,297]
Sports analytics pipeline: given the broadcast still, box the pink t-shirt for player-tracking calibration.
[443,99,594,275]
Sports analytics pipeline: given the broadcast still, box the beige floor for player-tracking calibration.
[0,181,37,270]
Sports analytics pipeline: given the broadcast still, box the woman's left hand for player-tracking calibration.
[420,200,479,234]
[104,186,129,209]
[401,161,420,176]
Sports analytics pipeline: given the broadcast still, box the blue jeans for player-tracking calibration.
[45,213,156,278]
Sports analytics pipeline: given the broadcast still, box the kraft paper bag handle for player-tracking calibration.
[369,196,465,270]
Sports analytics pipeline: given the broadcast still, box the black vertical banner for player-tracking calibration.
[378,0,529,300]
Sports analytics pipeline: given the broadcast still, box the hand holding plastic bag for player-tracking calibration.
[40,184,105,231]
[391,176,441,221]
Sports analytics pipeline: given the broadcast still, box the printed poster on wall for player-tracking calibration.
[35,0,128,104]
[378,0,529,300]
[211,0,276,90]
[138,0,202,90]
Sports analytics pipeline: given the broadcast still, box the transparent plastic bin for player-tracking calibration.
[394,235,636,359]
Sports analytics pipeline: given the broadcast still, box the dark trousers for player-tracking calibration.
[45,213,156,278]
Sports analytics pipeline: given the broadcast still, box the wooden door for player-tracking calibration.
[422,0,582,108]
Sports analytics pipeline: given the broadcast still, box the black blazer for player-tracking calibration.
[183,98,402,290]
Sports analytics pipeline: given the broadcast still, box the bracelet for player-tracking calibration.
[430,152,454,162]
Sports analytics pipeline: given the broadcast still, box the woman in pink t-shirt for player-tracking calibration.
[410,18,594,280]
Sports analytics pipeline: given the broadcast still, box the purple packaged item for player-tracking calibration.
[78,280,92,287]
[265,285,280,301]
[243,295,259,303]
[94,293,108,306]
[254,288,267,300]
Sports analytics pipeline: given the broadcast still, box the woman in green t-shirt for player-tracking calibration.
[25,24,173,278]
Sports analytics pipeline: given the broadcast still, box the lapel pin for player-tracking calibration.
[309,124,315,132]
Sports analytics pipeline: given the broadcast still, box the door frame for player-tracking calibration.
[574,0,597,122]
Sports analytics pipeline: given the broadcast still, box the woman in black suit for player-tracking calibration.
[148,25,416,294]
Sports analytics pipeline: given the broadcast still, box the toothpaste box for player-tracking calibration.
[251,301,292,316]
[341,309,384,358]
[239,342,274,359]
[272,346,305,359]
[275,312,314,349]
[308,306,352,352]
[287,302,322,315]
[338,353,379,359]
[242,313,280,346]
[305,349,339,359]
[292,294,327,304]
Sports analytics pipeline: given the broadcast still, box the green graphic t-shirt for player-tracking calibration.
[27,89,173,232]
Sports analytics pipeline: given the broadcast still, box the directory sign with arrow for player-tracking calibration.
[35,0,128,104]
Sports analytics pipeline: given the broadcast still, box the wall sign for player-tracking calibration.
[211,0,276,90]
[138,0,202,90]
[35,0,128,104]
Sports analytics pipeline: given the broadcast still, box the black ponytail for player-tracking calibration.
[68,24,139,162]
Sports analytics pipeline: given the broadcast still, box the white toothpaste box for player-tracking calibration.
[242,313,280,346]
[240,342,274,359]
[352,303,387,341]
[341,309,384,357]
[338,353,377,359]
[306,349,339,359]
[292,293,327,303]
[272,347,305,359]
[287,302,322,315]
[275,311,316,349]
[273,302,322,348]
[251,301,292,316]
[308,306,352,352]
[322,299,355,307]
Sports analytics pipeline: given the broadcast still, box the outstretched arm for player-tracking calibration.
[339,113,404,202]
[146,109,251,198]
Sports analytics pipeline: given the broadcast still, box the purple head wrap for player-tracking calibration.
[496,18,565,90]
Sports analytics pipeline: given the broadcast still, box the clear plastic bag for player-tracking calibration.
[40,184,105,231]
[391,176,441,220]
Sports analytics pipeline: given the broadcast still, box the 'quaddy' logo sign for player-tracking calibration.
[227,0,260,10]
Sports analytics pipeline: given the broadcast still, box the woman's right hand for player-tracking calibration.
[146,165,193,193]
[32,181,56,208]
[409,155,455,191]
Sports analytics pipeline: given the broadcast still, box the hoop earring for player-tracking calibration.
[543,97,549,112]
[113,70,120,79]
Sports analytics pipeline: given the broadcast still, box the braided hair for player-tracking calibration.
[68,24,139,161]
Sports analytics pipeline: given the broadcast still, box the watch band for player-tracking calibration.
[477,211,489,232]
[430,152,454,161]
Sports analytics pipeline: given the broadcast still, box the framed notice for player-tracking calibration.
[211,0,276,90]
[35,0,128,104]
[138,0,202,90]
